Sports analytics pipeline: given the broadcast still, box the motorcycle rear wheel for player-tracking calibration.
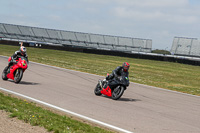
[14,69,23,84]
[112,86,125,100]
[2,66,8,80]
[94,83,102,96]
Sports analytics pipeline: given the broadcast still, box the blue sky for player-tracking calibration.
[1,0,200,50]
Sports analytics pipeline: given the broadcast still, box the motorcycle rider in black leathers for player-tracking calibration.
[6,42,28,71]
[101,62,130,90]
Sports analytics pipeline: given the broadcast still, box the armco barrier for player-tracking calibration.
[1,40,200,66]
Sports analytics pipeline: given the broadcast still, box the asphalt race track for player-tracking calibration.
[0,56,200,133]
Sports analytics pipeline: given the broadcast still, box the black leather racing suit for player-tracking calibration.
[105,66,129,90]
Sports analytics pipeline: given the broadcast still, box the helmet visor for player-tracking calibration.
[124,65,129,70]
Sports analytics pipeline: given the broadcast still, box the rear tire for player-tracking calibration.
[94,83,102,96]
[14,69,23,84]
[112,86,125,100]
[2,66,8,80]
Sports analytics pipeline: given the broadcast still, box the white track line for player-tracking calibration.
[1,55,200,98]
[0,87,133,133]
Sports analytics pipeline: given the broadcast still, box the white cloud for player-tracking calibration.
[48,15,62,21]
[81,0,197,24]
[113,7,199,24]
[113,7,163,20]
[110,0,200,25]
[115,0,189,7]
[166,14,199,24]
[80,0,111,4]
[81,0,189,7]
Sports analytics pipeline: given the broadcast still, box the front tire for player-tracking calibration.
[14,69,23,84]
[2,66,9,80]
[112,86,125,100]
[94,83,102,96]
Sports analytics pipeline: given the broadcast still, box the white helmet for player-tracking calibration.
[20,46,26,55]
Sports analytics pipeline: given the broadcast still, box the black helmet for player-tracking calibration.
[122,62,130,72]
[20,46,26,55]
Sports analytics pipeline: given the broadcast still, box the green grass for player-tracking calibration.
[1,44,200,95]
[0,92,113,133]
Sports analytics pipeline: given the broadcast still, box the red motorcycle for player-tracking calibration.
[2,56,28,83]
[94,73,129,100]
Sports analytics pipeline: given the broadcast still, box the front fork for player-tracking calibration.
[99,80,108,89]
[15,69,19,77]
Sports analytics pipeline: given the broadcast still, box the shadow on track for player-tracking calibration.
[118,97,141,102]
[5,80,40,85]
[102,95,141,102]
[19,81,40,85]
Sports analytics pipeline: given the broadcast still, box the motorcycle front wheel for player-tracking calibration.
[94,83,102,96]
[14,68,23,83]
[112,86,125,100]
[2,66,8,80]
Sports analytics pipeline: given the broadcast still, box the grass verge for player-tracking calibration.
[0,92,113,133]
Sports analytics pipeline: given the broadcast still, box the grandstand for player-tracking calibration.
[171,37,200,57]
[0,23,152,53]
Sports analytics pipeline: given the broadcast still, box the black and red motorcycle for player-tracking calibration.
[2,56,28,83]
[94,74,129,100]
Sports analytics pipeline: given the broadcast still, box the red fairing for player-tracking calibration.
[6,58,28,80]
[18,58,28,70]
[8,57,11,62]
[7,64,17,80]
[101,86,112,97]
